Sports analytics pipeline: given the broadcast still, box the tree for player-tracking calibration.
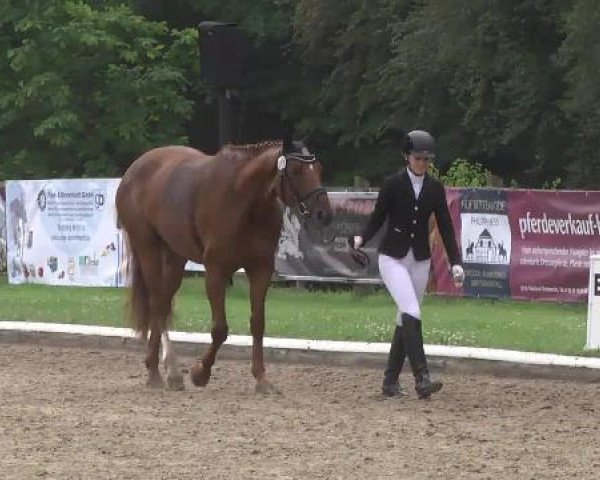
[378,0,572,185]
[293,0,578,187]
[557,0,600,187]
[0,1,197,179]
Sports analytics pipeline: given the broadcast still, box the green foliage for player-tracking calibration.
[294,0,412,145]
[2,0,600,190]
[542,177,563,190]
[441,159,494,188]
[379,0,571,184]
[0,1,198,179]
[292,0,585,188]
[557,0,600,188]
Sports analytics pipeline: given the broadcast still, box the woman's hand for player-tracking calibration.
[451,264,464,287]
[351,236,363,249]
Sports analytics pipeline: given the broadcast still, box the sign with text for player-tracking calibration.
[277,188,600,302]
[5,179,123,286]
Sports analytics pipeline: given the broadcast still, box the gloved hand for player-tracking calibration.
[349,235,363,250]
[347,235,369,268]
[451,264,465,287]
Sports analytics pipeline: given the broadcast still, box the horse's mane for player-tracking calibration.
[227,141,283,195]
[221,140,282,156]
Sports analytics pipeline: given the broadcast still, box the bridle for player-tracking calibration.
[277,151,327,217]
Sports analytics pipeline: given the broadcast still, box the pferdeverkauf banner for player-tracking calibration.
[5,179,123,286]
[505,189,600,302]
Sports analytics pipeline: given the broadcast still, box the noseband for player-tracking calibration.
[277,151,326,217]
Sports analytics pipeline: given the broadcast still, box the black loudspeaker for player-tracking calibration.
[198,21,246,87]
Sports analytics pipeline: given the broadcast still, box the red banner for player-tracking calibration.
[431,188,600,302]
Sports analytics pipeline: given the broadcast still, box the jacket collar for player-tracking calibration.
[400,168,430,201]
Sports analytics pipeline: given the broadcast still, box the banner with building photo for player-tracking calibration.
[275,192,384,282]
[459,188,511,298]
[5,179,124,287]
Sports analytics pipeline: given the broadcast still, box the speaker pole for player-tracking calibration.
[198,21,245,150]
[217,87,239,147]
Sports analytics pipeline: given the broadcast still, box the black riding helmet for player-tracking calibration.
[403,130,436,158]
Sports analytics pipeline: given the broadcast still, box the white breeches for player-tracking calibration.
[378,251,431,323]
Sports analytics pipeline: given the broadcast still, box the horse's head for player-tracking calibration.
[277,138,333,228]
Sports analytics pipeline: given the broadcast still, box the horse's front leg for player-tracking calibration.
[190,267,229,387]
[247,265,280,395]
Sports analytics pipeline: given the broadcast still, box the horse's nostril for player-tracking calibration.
[317,211,324,220]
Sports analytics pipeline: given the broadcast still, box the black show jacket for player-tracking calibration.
[361,169,461,266]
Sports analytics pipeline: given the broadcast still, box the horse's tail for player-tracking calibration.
[122,229,151,340]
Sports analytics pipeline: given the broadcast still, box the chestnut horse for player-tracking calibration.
[116,139,332,393]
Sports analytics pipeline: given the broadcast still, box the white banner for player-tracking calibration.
[5,179,124,287]
[0,190,6,272]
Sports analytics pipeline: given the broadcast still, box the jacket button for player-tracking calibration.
[414,206,419,211]
[410,233,415,239]
[413,219,417,224]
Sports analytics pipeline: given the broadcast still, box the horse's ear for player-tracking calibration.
[300,136,313,154]
[282,125,295,152]
[282,134,292,153]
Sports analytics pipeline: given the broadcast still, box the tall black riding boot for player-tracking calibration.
[401,313,443,399]
[382,325,407,397]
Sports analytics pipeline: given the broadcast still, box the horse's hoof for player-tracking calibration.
[255,382,281,395]
[190,363,210,387]
[166,373,185,391]
[146,373,165,389]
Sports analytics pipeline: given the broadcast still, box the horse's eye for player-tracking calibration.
[290,162,304,175]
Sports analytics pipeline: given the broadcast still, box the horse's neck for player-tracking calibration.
[234,148,282,211]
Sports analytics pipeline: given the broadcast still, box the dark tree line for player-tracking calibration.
[1,0,599,188]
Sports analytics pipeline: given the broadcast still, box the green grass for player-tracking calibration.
[0,275,594,357]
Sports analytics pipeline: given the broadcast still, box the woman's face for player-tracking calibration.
[407,152,432,176]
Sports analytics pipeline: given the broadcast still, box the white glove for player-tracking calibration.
[353,236,363,249]
[451,264,464,287]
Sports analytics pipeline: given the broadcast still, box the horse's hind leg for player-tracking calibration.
[133,241,173,389]
[190,265,229,387]
[160,251,186,390]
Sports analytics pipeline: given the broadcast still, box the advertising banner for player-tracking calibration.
[428,188,600,302]
[277,188,600,303]
[5,179,123,287]
[0,187,6,272]
[4,178,599,302]
[275,192,384,282]
[505,190,600,302]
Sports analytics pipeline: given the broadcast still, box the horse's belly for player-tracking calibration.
[155,218,204,263]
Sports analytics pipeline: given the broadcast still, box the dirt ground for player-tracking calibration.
[1,343,600,480]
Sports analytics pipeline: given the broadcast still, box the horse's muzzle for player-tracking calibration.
[309,191,332,227]
[315,207,333,227]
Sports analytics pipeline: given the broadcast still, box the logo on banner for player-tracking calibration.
[37,190,47,212]
[462,217,511,265]
[277,207,303,260]
[459,189,511,298]
[94,193,105,209]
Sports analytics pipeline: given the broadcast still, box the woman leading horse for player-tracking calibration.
[116,139,332,392]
